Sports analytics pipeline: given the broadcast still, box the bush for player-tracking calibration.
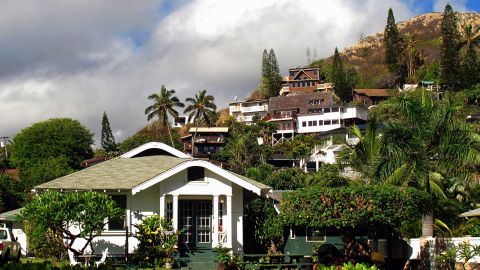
[133,216,179,268]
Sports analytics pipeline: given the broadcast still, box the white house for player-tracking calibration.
[229,99,269,124]
[34,142,271,259]
[296,106,368,134]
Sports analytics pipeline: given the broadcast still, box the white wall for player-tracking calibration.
[232,183,243,254]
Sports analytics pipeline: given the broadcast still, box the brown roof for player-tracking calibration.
[268,92,334,114]
[354,89,393,97]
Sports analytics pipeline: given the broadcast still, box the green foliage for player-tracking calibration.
[101,111,118,156]
[10,118,94,170]
[0,174,24,213]
[145,85,185,147]
[20,191,124,254]
[245,164,273,183]
[372,90,480,196]
[332,47,352,102]
[437,241,480,269]
[264,168,305,190]
[319,262,377,270]
[215,245,232,264]
[117,124,183,153]
[19,156,73,191]
[302,164,352,188]
[439,4,462,89]
[244,197,283,253]
[24,220,64,259]
[384,8,402,74]
[134,216,179,268]
[260,49,282,98]
[461,24,480,87]
[223,123,270,174]
[280,185,432,235]
[418,61,440,82]
[184,89,217,156]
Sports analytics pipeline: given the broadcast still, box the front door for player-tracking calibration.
[178,200,212,250]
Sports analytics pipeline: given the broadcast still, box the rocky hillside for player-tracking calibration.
[330,12,480,88]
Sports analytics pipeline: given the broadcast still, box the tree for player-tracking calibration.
[101,111,118,156]
[20,156,73,191]
[184,90,217,156]
[260,49,282,98]
[145,85,185,147]
[403,33,422,82]
[339,118,381,181]
[331,47,352,102]
[21,191,124,254]
[460,24,480,87]
[0,174,24,213]
[372,90,480,235]
[384,8,402,74]
[280,185,432,239]
[439,4,462,90]
[10,118,94,170]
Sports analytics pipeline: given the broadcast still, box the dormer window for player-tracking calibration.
[188,166,205,181]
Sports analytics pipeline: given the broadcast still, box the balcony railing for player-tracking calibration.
[241,105,267,113]
[317,83,334,91]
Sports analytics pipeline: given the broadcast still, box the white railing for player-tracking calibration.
[229,106,241,112]
[317,83,334,90]
[241,105,267,113]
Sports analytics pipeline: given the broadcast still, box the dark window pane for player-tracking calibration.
[188,166,205,181]
[109,195,126,230]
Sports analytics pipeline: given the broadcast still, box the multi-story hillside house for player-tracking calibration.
[228,99,268,124]
[279,67,334,96]
[182,127,229,158]
[266,92,368,145]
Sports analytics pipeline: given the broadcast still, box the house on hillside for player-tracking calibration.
[228,99,269,124]
[279,67,332,96]
[33,142,271,267]
[181,127,229,158]
[353,89,393,107]
[266,92,367,145]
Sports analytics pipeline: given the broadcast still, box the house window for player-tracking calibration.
[306,227,326,242]
[302,121,307,127]
[324,120,331,125]
[308,121,313,127]
[187,166,205,181]
[318,120,323,125]
[286,123,291,129]
[290,226,296,239]
[108,195,127,231]
[166,201,173,222]
[332,120,339,125]
[312,121,317,126]
[332,107,339,112]
[341,107,346,113]
[324,108,331,113]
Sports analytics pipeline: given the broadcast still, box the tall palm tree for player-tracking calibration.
[145,85,184,147]
[372,90,480,235]
[184,90,217,156]
[458,24,480,50]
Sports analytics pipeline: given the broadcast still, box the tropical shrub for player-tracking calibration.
[280,185,432,235]
[134,216,179,268]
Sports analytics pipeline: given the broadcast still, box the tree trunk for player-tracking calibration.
[191,122,199,157]
[167,123,175,148]
[422,214,434,237]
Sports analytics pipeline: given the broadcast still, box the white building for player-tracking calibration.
[34,142,271,266]
[228,99,269,124]
[296,106,368,134]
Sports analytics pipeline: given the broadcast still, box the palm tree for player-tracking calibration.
[403,33,421,82]
[339,117,382,182]
[372,90,480,235]
[458,24,480,50]
[145,85,184,147]
[184,90,217,156]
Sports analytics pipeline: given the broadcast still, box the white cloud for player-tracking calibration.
[433,0,468,12]
[0,0,421,146]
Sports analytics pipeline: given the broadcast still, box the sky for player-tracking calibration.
[0,0,478,147]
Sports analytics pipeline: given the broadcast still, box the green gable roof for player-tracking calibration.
[36,156,190,191]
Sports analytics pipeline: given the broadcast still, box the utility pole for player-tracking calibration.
[0,136,9,158]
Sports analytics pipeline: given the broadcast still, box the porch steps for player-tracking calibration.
[179,248,217,269]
